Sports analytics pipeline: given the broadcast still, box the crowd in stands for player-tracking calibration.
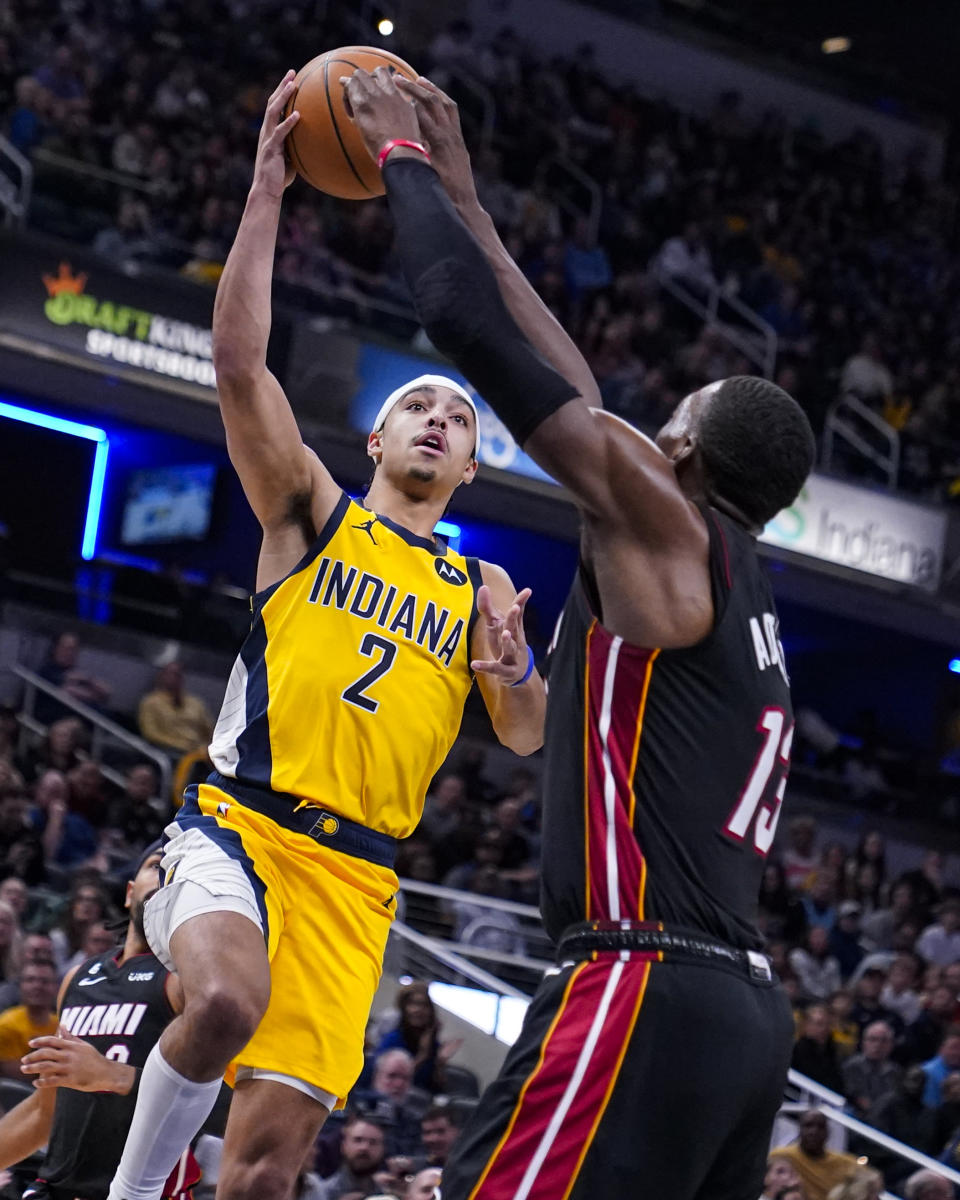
[4,4,960,496]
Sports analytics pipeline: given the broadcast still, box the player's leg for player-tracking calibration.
[109,808,280,1200]
[215,1078,330,1200]
[692,983,794,1200]
[108,908,271,1200]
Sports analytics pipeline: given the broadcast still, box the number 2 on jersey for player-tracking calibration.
[723,706,793,855]
[342,633,398,714]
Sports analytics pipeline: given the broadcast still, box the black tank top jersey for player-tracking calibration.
[41,950,172,1199]
[541,506,792,951]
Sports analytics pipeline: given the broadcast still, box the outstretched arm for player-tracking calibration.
[344,70,696,551]
[213,71,340,577]
[396,76,600,411]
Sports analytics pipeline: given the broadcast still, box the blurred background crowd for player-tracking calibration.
[3,1,960,498]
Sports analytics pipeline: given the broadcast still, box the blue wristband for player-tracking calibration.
[510,645,535,688]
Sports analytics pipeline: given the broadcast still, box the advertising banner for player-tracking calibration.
[761,473,948,592]
[0,234,217,392]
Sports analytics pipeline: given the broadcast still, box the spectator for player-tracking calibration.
[903,986,960,1065]
[66,759,108,827]
[841,1020,901,1123]
[564,216,613,300]
[31,768,97,868]
[314,1115,387,1200]
[351,1049,423,1158]
[903,1169,954,1200]
[107,762,166,849]
[62,919,116,975]
[874,1066,938,1169]
[0,932,55,1011]
[829,902,866,981]
[881,954,923,1026]
[762,1156,802,1198]
[917,900,960,968]
[840,332,893,407]
[828,991,860,1059]
[849,970,902,1040]
[790,928,843,1001]
[771,1110,859,1200]
[442,828,509,894]
[19,716,83,783]
[0,899,22,990]
[825,1168,883,1200]
[655,221,715,291]
[862,881,920,953]
[783,819,819,891]
[406,1167,442,1199]
[137,662,213,756]
[0,877,28,924]
[758,862,808,943]
[928,1070,960,1156]
[376,982,461,1094]
[792,1003,845,1094]
[922,1029,960,1107]
[48,879,109,973]
[417,1103,462,1170]
[0,958,58,1077]
[802,874,838,932]
[35,631,111,723]
[898,854,945,919]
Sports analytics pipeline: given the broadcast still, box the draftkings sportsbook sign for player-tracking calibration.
[0,233,216,391]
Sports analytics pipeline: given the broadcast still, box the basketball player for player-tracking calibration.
[0,845,199,1200]
[107,72,545,1200]
[346,69,816,1199]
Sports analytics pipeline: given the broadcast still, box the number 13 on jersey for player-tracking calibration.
[723,706,793,856]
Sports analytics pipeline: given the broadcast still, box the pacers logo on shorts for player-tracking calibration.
[308,811,341,839]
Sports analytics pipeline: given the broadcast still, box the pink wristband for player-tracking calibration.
[377,138,431,171]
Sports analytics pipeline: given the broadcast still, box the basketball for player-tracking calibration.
[283,46,420,200]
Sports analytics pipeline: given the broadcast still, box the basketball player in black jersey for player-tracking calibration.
[0,847,198,1200]
[347,72,817,1199]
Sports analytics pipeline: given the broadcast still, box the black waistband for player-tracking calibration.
[201,772,398,869]
[556,921,774,982]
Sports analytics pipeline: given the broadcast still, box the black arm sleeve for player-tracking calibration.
[383,157,579,446]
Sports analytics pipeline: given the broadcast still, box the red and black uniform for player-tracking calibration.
[441,508,795,1200]
[22,951,199,1200]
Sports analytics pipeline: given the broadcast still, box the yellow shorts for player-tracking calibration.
[149,780,398,1107]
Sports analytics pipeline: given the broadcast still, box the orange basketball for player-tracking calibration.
[283,46,420,200]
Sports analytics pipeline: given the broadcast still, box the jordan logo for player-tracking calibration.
[352,517,379,545]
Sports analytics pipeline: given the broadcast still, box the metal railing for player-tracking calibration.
[655,267,778,379]
[0,133,33,227]
[822,393,901,489]
[14,665,172,798]
[387,920,532,999]
[785,1069,960,1197]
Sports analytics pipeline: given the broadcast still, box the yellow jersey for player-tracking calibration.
[209,493,480,837]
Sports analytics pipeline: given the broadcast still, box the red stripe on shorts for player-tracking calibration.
[470,958,651,1200]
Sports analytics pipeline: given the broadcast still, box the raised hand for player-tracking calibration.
[395,76,478,210]
[253,70,300,198]
[471,585,534,686]
[340,66,422,164]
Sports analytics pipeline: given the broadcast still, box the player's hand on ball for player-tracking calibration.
[396,76,477,210]
[254,69,300,199]
[471,585,533,685]
[341,67,421,164]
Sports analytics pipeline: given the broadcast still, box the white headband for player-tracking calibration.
[371,374,479,453]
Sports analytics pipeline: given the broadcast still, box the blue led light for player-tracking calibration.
[434,520,461,539]
[0,399,109,562]
[950,659,960,674]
